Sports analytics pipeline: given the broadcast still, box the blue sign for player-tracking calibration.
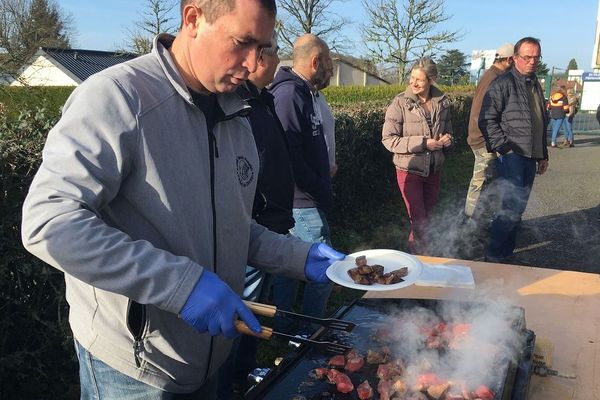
[582,72,600,81]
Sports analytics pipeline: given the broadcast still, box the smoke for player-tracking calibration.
[369,290,526,391]
[420,177,524,260]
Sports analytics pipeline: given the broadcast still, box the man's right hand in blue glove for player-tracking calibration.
[179,270,261,339]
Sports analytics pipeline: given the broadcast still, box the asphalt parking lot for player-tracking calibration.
[513,131,600,273]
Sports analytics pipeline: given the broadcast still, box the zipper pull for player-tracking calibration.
[133,339,144,368]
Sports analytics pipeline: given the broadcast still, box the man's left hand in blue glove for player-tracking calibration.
[304,243,346,283]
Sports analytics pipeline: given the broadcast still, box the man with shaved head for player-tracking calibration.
[269,34,336,333]
[21,1,345,398]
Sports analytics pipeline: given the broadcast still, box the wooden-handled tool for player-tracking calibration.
[234,320,351,355]
[243,300,356,332]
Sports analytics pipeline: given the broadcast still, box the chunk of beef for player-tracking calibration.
[357,380,374,400]
[326,369,354,394]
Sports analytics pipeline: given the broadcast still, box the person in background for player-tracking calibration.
[597,103,600,126]
[382,57,454,255]
[464,43,514,246]
[314,54,337,177]
[269,34,335,333]
[479,36,549,264]
[217,29,295,399]
[20,1,344,399]
[561,88,579,147]
[548,86,569,147]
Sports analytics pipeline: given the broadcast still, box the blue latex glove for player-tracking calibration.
[304,243,346,282]
[179,270,261,339]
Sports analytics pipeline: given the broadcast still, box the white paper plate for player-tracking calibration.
[326,249,423,291]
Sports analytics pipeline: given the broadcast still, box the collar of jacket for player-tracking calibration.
[403,84,448,110]
[272,66,313,97]
[509,66,538,85]
[153,33,251,119]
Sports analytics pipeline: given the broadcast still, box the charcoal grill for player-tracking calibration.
[244,298,535,400]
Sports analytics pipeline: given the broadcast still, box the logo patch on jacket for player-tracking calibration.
[236,156,254,187]
[311,113,322,136]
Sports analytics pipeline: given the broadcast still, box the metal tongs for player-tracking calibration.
[244,300,356,332]
[235,301,355,355]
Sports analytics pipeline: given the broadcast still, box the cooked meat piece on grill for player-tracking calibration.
[413,373,443,392]
[357,379,374,400]
[326,369,354,394]
[445,394,467,400]
[473,385,495,400]
[355,255,367,267]
[366,347,391,364]
[391,377,407,395]
[328,354,346,367]
[376,361,403,381]
[402,393,428,400]
[309,367,329,379]
[427,383,450,399]
[344,351,365,372]
[377,380,392,400]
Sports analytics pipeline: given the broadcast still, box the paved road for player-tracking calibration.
[513,132,600,273]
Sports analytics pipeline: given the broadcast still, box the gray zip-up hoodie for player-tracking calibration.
[21,34,311,393]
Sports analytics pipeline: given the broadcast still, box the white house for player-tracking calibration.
[10,47,137,86]
[278,57,389,86]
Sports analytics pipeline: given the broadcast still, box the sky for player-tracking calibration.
[61,0,600,72]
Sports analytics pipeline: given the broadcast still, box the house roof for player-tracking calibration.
[332,57,390,84]
[41,47,138,82]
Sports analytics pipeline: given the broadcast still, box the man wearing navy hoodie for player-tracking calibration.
[269,34,334,331]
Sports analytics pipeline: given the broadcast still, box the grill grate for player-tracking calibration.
[245,298,535,400]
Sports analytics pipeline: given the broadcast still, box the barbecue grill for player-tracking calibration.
[244,298,535,400]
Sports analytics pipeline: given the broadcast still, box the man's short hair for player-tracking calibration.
[292,34,328,65]
[514,37,541,55]
[181,0,276,24]
[261,29,279,56]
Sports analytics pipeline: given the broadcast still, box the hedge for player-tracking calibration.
[0,86,74,121]
[0,85,474,399]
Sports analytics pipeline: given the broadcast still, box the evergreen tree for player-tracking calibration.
[436,49,469,85]
[0,0,72,80]
[535,61,549,77]
[566,58,578,71]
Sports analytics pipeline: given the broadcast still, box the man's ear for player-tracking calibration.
[181,4,205,38]
[310,54,320,73]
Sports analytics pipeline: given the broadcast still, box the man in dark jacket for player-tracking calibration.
[269,34,334,332]
[218,30,296,398]
[479,36,549,263]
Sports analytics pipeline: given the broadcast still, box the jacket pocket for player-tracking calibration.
[126,300,147,368]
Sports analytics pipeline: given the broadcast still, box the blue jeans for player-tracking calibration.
[486,153,537,261]
[76,341,217,400]
[270,207,333,333]
[550,118,565,144]
[564,116,574,142]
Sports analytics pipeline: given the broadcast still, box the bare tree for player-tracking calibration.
[0,0,73,81]
[276,0,352,53]
[122,0,178,55]
[361,0,461,83]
